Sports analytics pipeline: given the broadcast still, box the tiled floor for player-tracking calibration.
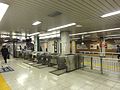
[1,58,120,90]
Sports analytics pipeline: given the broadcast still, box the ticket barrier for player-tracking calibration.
[57,55,67,70]
[15,50,20,58]
[65,54,76,72]
[37,53,51,65]
[45,53,52,66]
[64,54,83,72]
[23,50,32,60]
[31,51,38,62]
[50,54,79,76]
[15,50,22,58]
[49,53,59,67]
[50,54,83,75]
[36,52,44,64]
[14,50,20,58]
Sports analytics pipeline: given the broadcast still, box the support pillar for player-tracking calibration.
[60,31,70,54]
[100,37,106,57]
[72,40,76,54]
[34,35,40,52]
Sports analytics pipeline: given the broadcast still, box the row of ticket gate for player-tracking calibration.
[16,50,84,75]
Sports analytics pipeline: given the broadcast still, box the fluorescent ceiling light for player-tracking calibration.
[0,3,9,21]
[12,32,16,35]
[106,34,120,37]
[89,27,120,34]
[1,35,10,38]
[21,33,25,36]
[12,35,17,39]
[81,42,84,45]
[48,23,76,31]
[76,25,82,27]
[39,31,60,37]
[1,32,10,35]
[28,32,40,36]
[71,27,120,36]
[40,34,60,39]
[32,21,41,25]
[71,38,80,40]
[101,10,120,18]
[70,32,88,36]
[11,32,26,36]
[4,40,8,42]
[107,37,120,39]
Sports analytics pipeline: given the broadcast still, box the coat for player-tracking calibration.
[1,47,9,57]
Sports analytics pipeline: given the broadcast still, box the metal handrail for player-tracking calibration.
[80,54,120,74]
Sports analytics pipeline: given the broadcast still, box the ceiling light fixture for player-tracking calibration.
[71,38,80,40]
[106,34,120,37]
[39,31,60,37]
[70,27,120,36]
[101,10,120,18]
[39,34,60,39]
[1,35,10,38]
[28,32,40,36]
[0,3,9,21]
[76,25,82,27]
[32,21,41,25]
[70,32,88,36]
[107,37,120,39]
[48,23,76,31]
[81,42,84,45]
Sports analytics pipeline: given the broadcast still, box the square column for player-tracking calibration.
[34,35,40,52]
[100,37,106,57]
[60,31,70,54]
[72,40,76,54]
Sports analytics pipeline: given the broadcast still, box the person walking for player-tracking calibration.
[117,45,120,59]
[1,45,9,63]
[7,45,11,59]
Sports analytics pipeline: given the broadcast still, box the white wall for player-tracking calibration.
[40,39,61,53]
[48,40,54,53]
[41,42,48,52]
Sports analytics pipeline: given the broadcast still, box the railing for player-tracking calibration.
[79,51,120,74]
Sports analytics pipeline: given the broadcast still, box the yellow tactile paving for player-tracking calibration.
[0,74,11,90]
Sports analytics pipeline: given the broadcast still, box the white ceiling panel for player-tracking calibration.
[0,0,120,34]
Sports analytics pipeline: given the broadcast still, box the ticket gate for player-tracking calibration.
[23,50,32,60]
[56,54,82,72]
[49,53,59,66]
[15,50,20,58]
[65,54,76,71]
[37,53,43,64]
[31,51,38,62]
[37,53,51,65]
[57,55,67,70]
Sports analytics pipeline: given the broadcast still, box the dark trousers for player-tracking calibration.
[8,54,10,59]
[117,54,120,59]
[3,56,7,63]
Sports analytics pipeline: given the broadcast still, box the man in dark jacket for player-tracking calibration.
[117,45,120,59]
[1,45,9,63]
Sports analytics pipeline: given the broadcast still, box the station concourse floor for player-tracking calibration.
[1,57,120,90]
